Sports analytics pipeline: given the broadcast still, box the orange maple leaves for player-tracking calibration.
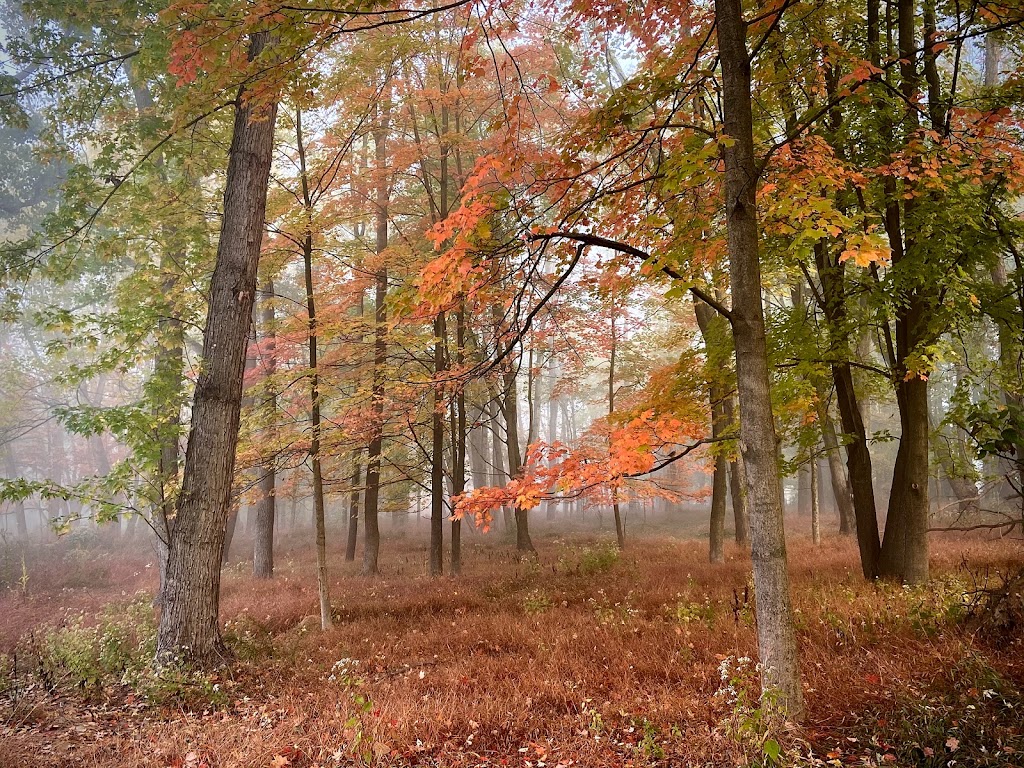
[454,410,704,529]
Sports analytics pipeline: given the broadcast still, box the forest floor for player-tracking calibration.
[0,525,1022,767]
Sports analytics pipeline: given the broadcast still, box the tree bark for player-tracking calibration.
[714,0,803,718]
[155,31,278,666]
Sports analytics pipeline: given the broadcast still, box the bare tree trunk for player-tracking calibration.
[608,314,625,549]
[714,0,803,718]
[816,395,855,535]
[296,109,333,628]
[155,31,278,665]
[430,311,446,577]
[362,101,390,577]
[877,0,930,585]
[345,451,361,562]
[695,302,728,562]
[811,460,821,545]
[450,305,467,575]
[253,279,277,578]
[723,396,749,545]
[503,368,536,554]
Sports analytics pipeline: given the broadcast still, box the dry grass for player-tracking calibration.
[1,525,1022,767]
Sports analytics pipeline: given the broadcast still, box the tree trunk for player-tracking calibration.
[296,109,333,627]
[253,279,277,579]
[815,240,881,577]
[811,460,821,545]
[815,394,856,535]
[430,312,446,577]
[362,103,390,576]
[155,31,278,666]
[695,301,729,562]
[877,0,930,585]
[345,451,361,562]
[723,396,750,545]
[503,369,536,554]
[608,313,625,549]
[450,305,467,575]
[714,0,803,718]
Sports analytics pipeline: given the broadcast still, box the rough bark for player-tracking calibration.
[155,31,278,665]
[714,0,803,718]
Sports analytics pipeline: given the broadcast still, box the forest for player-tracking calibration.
[0,0,1023,765]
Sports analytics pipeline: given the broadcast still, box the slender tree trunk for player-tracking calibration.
[816,241,881,577]
[362,102,390,576]
[430,312,446,577]
[723,395,750,545]
[811,460,821,545]
[296,109,333,627]
[450,305,467,575]
[695,302,729,562]
[608,313,625,549]
[503,369,536,553]
[253,279,277,578]
[714,0,803,718]
[815,394,856,534]
[346,452,361,562]
[155,31,278,665]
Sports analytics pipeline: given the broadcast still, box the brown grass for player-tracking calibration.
[1,527,1022,767]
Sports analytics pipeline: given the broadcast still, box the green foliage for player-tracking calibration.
[29,595,226,708]
[36,596,155,692]
[576,543,620,575]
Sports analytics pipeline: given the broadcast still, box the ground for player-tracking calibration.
[1,524,1022,767]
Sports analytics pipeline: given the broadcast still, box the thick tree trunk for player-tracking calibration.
[155,31,277,666]
[877,0,930,585]
[714,0,803,718]
[253,279,277,579]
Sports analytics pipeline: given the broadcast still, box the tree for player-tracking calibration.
[155,30,279,665]
[713,0,803,718]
